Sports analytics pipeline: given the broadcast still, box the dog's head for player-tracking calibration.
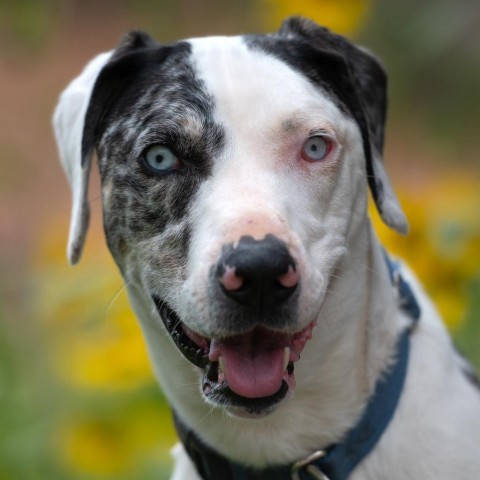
[54,17,407,418]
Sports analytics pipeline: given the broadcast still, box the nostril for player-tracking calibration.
[219,265,244,291]
[277,265,299,289]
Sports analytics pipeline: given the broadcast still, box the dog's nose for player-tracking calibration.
[217,235,298,309]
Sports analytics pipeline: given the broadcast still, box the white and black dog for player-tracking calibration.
[54,17,480,480]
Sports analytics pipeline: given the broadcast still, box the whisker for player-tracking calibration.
[106,281,130,312]
[172,381,202,391]
[193,405,216,429]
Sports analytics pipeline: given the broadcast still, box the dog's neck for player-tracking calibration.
[127,219,408,468]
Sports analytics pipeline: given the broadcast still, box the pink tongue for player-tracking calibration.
[209,328,289,399]
[221,345,285,398]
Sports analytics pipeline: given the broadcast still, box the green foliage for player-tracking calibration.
[360,0,480,153]
[456,277,480,369]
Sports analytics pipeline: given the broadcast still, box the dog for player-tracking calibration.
[53,16,480,480]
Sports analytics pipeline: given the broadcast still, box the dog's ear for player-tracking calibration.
[53,51,112,264]
[53,31,158,264]
[278,17,409,234]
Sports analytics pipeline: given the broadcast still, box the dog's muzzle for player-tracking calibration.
[154,235,317,415]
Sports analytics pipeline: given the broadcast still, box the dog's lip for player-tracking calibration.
[153,295,316,410]
[154,297,210,368]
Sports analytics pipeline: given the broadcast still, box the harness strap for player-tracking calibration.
[174,254,420,480]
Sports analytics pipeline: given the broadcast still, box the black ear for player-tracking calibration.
[278,17,408,234]
[81,31,160,168]
[111,30,160,60]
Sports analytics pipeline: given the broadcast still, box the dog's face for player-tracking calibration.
[54,18,407,419]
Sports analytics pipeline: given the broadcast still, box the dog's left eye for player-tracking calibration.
[301,136,331,162]
[142,145,180,174]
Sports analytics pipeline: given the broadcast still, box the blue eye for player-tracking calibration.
[301,136,331,162]
[143,145,180,174]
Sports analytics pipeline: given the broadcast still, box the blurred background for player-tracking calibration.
[0,0,479,478]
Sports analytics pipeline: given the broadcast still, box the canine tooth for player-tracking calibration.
[219,356,226,373]
[283,347,290,371]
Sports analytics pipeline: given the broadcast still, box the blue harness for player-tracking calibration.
[174,255,421,480]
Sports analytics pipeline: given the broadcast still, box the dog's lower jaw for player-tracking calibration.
[201,361,295,418]
[202,375,291,419]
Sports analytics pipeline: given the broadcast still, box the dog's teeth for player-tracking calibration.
[283,347,290,372]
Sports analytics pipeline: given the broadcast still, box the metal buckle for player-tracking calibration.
[291,450,330,480]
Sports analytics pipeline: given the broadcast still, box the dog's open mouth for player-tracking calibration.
[153,296,316,414]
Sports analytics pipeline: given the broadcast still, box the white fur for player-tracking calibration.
[171,444,202,480]
[53,51,112,264]
[54,35,480,480]
[371,150,409,235]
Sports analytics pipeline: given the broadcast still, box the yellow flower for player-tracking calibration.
[371,171,480,330]
[57,403,176,476]
[257,0,371,35]
[59,420,129,475]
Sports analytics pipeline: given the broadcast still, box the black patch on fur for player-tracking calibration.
[81,34,224,262]
[246,16,388,209]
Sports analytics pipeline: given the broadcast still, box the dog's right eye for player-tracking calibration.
[142,145,180,174]
[301,136,331,163]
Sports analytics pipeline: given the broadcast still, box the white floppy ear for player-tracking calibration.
[370,149,409,235]
[53,51,112,264]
